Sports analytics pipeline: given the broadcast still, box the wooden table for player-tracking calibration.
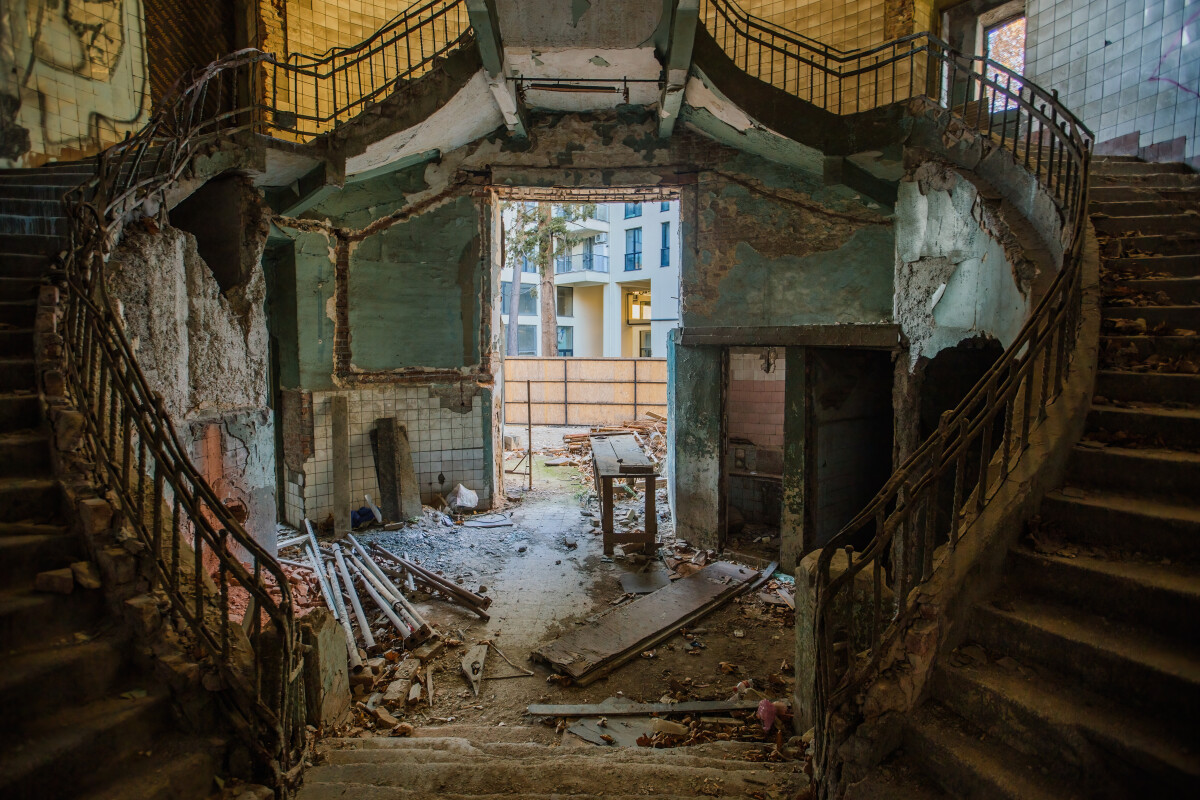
[590,434,658,556]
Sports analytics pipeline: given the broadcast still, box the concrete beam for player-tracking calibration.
[263,162,338,217]
[466,0,528,139]
[657,0,699,139]
[677,324,903,349]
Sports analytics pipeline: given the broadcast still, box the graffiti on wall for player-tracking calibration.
[1,0,148,165]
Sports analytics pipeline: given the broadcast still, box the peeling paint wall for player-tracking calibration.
[106,182,278,552]
[668,333,723,549]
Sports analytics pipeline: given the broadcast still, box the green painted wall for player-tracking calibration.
[291,229,337,390]
[348,196,482,371]
[668,332,723,550]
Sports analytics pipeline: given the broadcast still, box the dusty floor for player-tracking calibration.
[342,430,796,740]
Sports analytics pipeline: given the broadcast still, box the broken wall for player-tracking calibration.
[105,181,277,553]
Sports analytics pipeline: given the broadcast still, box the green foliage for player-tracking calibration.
[501,200,598,275]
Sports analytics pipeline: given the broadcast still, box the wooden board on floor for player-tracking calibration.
[530,561,759,685]
[373,417,422,521]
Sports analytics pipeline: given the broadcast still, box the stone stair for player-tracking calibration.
[855,156,1200,799]
[0,162,219,800]
[298,726,806,799]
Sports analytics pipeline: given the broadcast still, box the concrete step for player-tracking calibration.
[0,588,105,651]
[77,740,219,800]
[0,533,82,588]
[1092,214,1198,236]
[1122,276,1200,304]
[1104,233,1200,257]
[0,357,35,392]
[1040,490,1200,561]
[0,329,34,359]
[1007,545,1200,640]
[1103,304,1200,331]
[1091,198,1200,216]
[0,636,128,725]
[0,299,35,328]
[931,658,1199,796]
[0,253,56,278]
[0,199,65,218]
[0,214,69,238]
[1100,253,1200,276]
[1101,333,1200,363]
[0,235,69,256]
[0,477,63,524]
[1091,161,1193,176]
[904,702,1077,800]
[843,758,948,799]
[0,184,69,202]
[301,746,798,798]
[970,596,1200,724]
[0,393,39,430]
[1065,445,1200,502]
[0,275,42,300]
[1087,403,1200,449]
[0,521,71,538]
[0,431,50,474]
[1095,369,1200,404]
[0,172,93,188]
[1092,172,1200,188]
[0,690,171,799]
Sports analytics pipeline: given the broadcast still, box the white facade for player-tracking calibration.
[499,200,680,358]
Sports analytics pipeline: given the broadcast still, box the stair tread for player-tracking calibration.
[75,735,219,800]
[937,657,1200,780]
[1045,488,1200,523]
[0,522,70,537]
[0,636,125,693]
[1089,402,1200,420]
[1071,442,1200,464]
[907,702,1078,800]
[1010,544,1200,600]
[979,595,1200,686]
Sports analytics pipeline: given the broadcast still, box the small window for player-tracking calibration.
[984,16,1025,111]
[660,200,670,212]
[625,227,642,271]
[624,202,642,219]
[517,324,538,355]
[626,291,650,323]
[557,286,574,317]
[660,221,670,267]
[557,326,574,357]
[520,255,536,273]
[501,281,537,315]
[639,329,652,358]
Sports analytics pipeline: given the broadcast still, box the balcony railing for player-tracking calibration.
[625,252,642,271]
[554,253,609,274]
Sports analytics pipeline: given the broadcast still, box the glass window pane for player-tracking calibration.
[557,286,573,317]
[517,324,537,355]
[624,202,642,218]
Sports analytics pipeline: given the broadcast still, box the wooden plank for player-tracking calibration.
[530,561,759,685]
[527,698,763,718]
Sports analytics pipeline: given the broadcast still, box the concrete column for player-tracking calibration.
[668,333,722,551]
[780,347,812,573]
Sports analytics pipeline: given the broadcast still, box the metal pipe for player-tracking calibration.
[306,542,339,622]
[348,534,430,628]
[277,534,307,550]
[348,558,413,638]
[348,553,422,631]
[324,560,361,668]
[334,545,376,649]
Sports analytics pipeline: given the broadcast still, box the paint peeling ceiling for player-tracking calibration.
[505,47,661,111]
[495,0,664,48]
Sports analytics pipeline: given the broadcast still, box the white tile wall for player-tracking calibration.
[282,384,489,526]
[1026,0,1200,163]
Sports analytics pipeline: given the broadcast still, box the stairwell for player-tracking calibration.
[0,163,219,800]
[298,725,806,799]
[850,157,1200,798]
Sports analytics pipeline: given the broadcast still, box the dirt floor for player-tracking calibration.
[335,427,796,742]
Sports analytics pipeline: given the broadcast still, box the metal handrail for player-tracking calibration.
[699,1,1092,794]
[53,6,473,794]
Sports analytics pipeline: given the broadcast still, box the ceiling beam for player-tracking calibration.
[466,0,528,140]
[657,0,699,139]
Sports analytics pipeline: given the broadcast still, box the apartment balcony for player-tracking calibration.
[553,252,610,286]
[565,213,609,237]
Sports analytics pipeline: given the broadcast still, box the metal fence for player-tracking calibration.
[699,1,1092,794]
[554,252,609,273]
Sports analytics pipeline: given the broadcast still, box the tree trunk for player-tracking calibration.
[538,204,557,357]
[506,270,520,357]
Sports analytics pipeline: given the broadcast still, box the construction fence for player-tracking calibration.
[503,357,668,427]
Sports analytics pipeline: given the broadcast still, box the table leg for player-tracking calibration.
[645,475,657,543]
[602,477,614,555]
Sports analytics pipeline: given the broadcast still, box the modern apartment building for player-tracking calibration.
[499,199,680,358]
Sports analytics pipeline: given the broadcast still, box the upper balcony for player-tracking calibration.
[554,252,610,286]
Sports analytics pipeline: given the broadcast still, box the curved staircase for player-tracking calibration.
[0,163,219,800]
[851,156,1200,799]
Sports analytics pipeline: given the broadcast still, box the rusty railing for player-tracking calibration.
[700,1,1092,794]
[54,4,473,793]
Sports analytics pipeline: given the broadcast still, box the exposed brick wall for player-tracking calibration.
[281,388,314,471]
[144,0,236,107]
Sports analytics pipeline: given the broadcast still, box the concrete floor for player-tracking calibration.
[352,448,796,736]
